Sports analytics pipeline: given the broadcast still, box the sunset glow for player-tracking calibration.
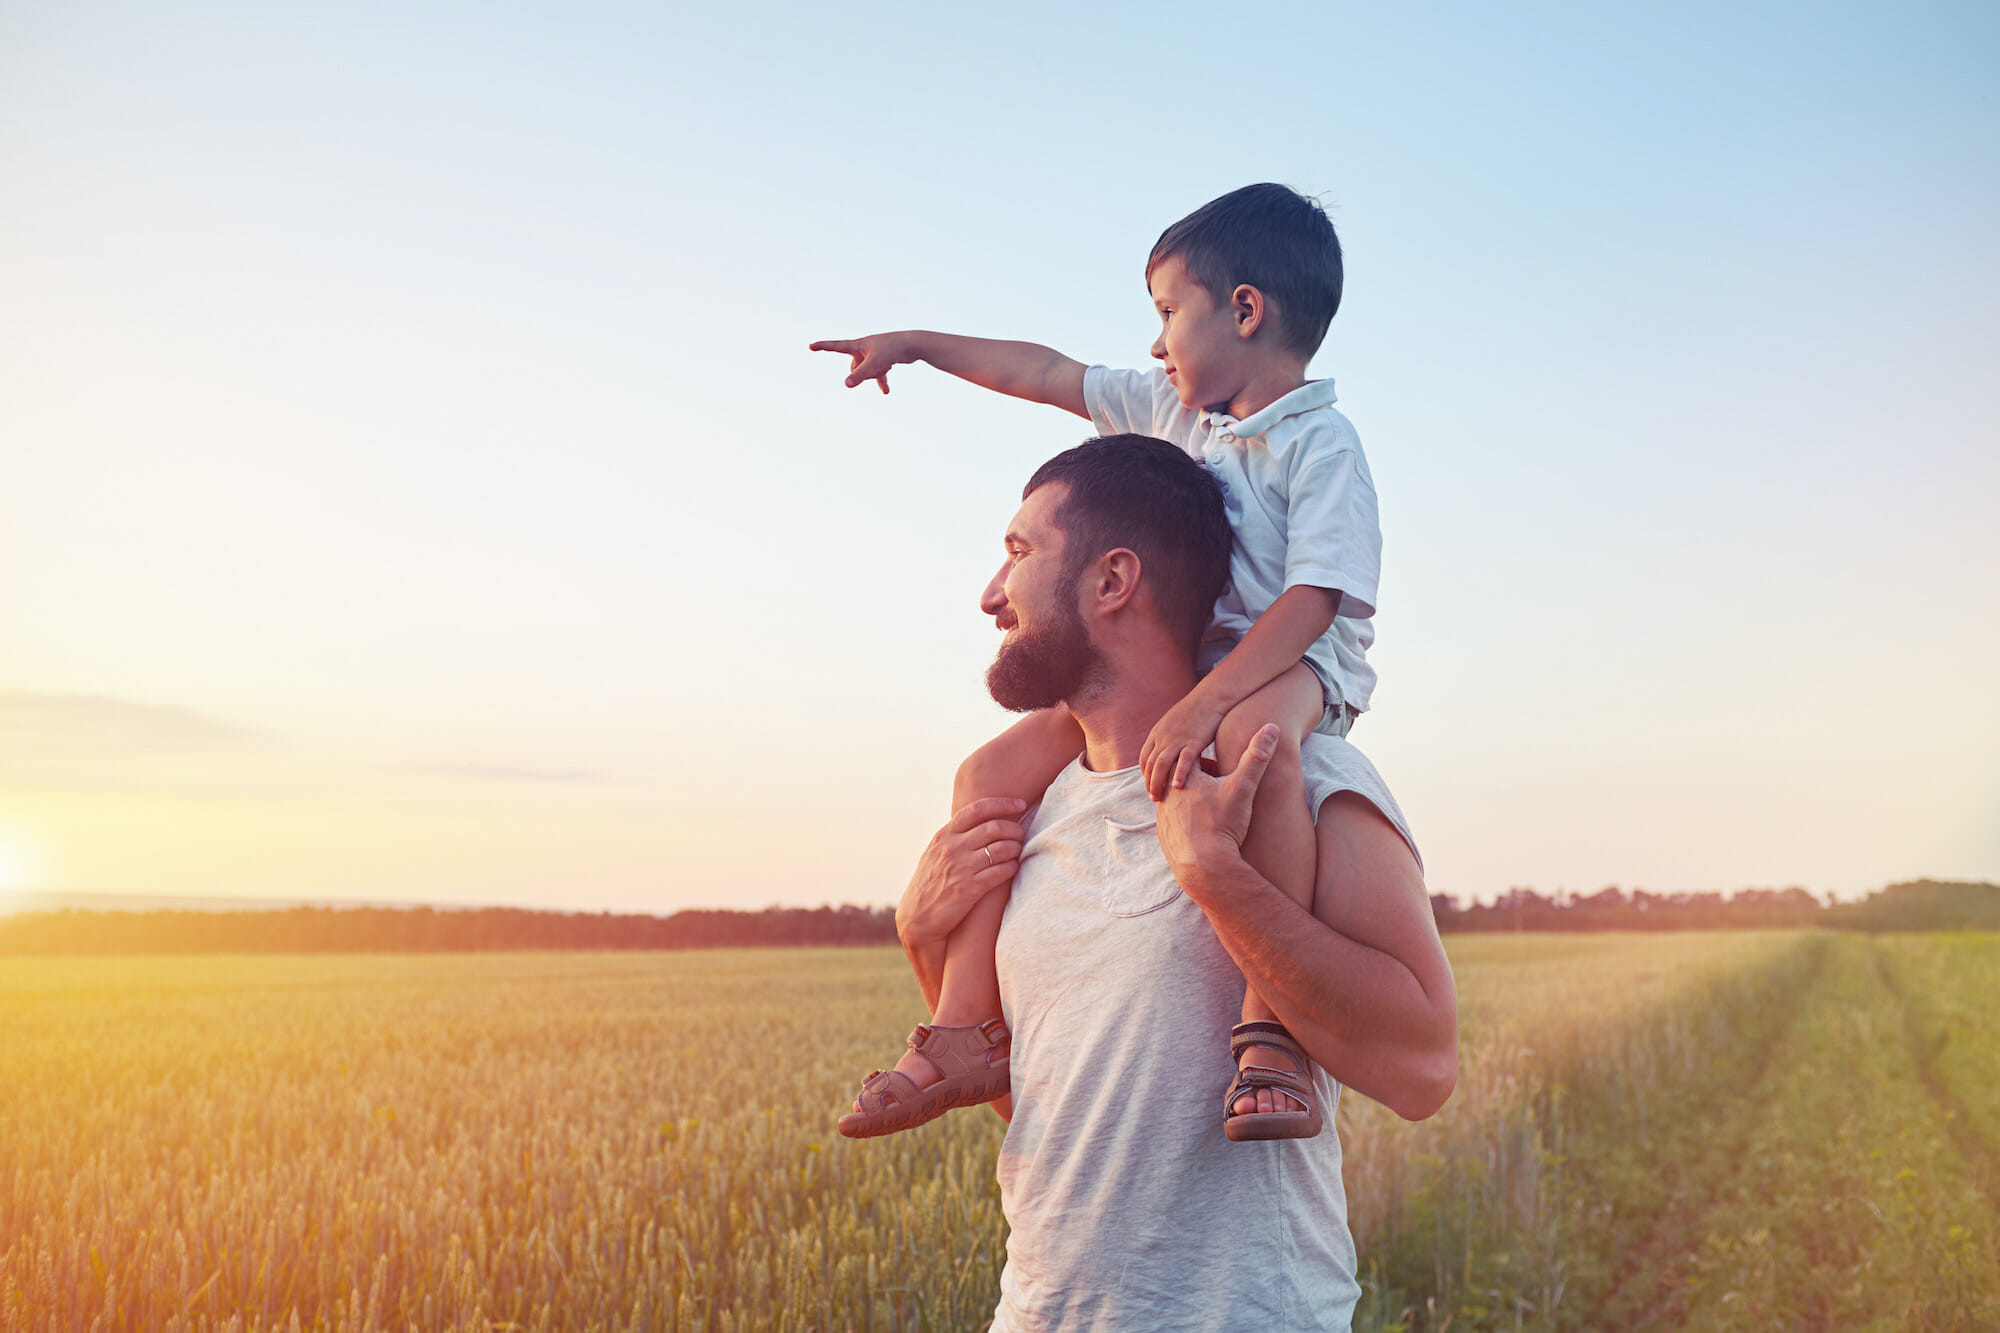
[0,830,34,899]
[1,2,1993,912]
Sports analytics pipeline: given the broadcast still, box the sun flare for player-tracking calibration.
[0,832,35,900]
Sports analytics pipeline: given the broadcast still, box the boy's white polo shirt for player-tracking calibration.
[1083,365,1381,715]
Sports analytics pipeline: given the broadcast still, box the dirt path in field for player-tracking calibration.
[1872,940,2000,1218]
[1593,935,1831,1328]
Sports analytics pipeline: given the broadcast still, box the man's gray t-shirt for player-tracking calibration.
[991,736,1419,1332]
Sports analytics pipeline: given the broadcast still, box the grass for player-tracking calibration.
[1671,937,1998,1331]
[1,952,1003,1332]
[2,935,1996,1330]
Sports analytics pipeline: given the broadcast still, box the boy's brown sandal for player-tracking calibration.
[1222,1019,1324,1142]
[837,1018,1011,1139]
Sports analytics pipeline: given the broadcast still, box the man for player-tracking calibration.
[897,435,1458,1331]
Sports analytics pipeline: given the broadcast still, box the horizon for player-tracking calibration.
[7,875,1993,922]
[3,1,1995,911]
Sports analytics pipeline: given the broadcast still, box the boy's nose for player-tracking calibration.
[1149,333,1166,361]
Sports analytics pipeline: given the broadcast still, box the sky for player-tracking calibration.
[2,0,1995,912]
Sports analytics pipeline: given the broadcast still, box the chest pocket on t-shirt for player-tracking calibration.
[1094,817,1184,917]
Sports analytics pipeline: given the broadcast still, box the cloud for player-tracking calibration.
[401,762,604,785]
[0,692,265,752]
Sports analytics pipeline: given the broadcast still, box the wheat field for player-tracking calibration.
[3,934,1995,1331]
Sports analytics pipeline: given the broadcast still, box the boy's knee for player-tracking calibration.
[953,744,1004,808]
[1218,709,1301,772]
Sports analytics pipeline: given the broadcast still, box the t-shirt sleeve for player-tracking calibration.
[1282,445,1381,620]
[1083,365,1196,455]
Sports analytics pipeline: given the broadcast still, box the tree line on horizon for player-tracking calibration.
[1429,878,1999,933]
[0,880,1993,956]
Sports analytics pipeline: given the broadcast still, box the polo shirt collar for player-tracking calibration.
[1200,378,1339,437]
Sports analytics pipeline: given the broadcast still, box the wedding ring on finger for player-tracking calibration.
[982,845,995,868]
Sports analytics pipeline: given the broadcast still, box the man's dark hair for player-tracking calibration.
[1146,182,1343,359]
[1024,435,1231,659]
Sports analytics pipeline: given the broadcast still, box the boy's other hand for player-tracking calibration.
[1139,695,1227,802]
[809,333,918,394]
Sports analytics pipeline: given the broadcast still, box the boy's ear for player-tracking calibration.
[1231,284,1267,340]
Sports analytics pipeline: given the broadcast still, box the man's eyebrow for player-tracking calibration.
[1004,530,1032,549]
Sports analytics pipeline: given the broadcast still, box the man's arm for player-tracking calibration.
[1156,728,1458,1120]
[810,331,1089,418]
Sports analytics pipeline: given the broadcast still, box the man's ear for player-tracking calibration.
[1231,284,1267,340]
[1092,549,1143,615]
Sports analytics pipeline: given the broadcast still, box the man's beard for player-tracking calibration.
[986,574,1103,713]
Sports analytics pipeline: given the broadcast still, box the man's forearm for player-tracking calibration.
[1176,838,1456,1120]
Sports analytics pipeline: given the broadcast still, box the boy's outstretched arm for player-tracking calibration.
[810,331,1088,418]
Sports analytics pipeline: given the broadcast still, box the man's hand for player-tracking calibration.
[1138,692,1227,801]
[896,796,1028,946]
[810,332,921,394]
[1154,724,1279,877]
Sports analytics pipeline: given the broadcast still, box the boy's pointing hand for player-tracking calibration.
[810,333,918,394]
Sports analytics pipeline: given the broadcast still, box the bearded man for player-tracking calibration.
[896,434,1458,1332]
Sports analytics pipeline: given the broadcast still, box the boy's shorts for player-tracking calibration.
[1302,656,1357,738]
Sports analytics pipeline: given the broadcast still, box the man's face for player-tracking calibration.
[981,483,1102,712]
[1148,254,1247,413]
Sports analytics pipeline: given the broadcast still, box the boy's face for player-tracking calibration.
[1148,254,1248,414]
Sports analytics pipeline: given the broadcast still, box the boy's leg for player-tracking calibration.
[885,705,1084,1085]
[1213,664,1327,1118]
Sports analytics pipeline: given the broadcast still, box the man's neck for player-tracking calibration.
[1068,661,1200,773]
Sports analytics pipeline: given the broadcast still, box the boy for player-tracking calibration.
[813,183,1380,1142]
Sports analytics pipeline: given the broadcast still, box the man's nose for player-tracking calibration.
[980,567,1009,616]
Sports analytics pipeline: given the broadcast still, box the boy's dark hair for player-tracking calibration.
[1146,183,1343,359]
[1024,435,1231,659]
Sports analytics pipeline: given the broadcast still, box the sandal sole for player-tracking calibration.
[836,1070,1010,1139]
[1223,1110,1323,1142]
